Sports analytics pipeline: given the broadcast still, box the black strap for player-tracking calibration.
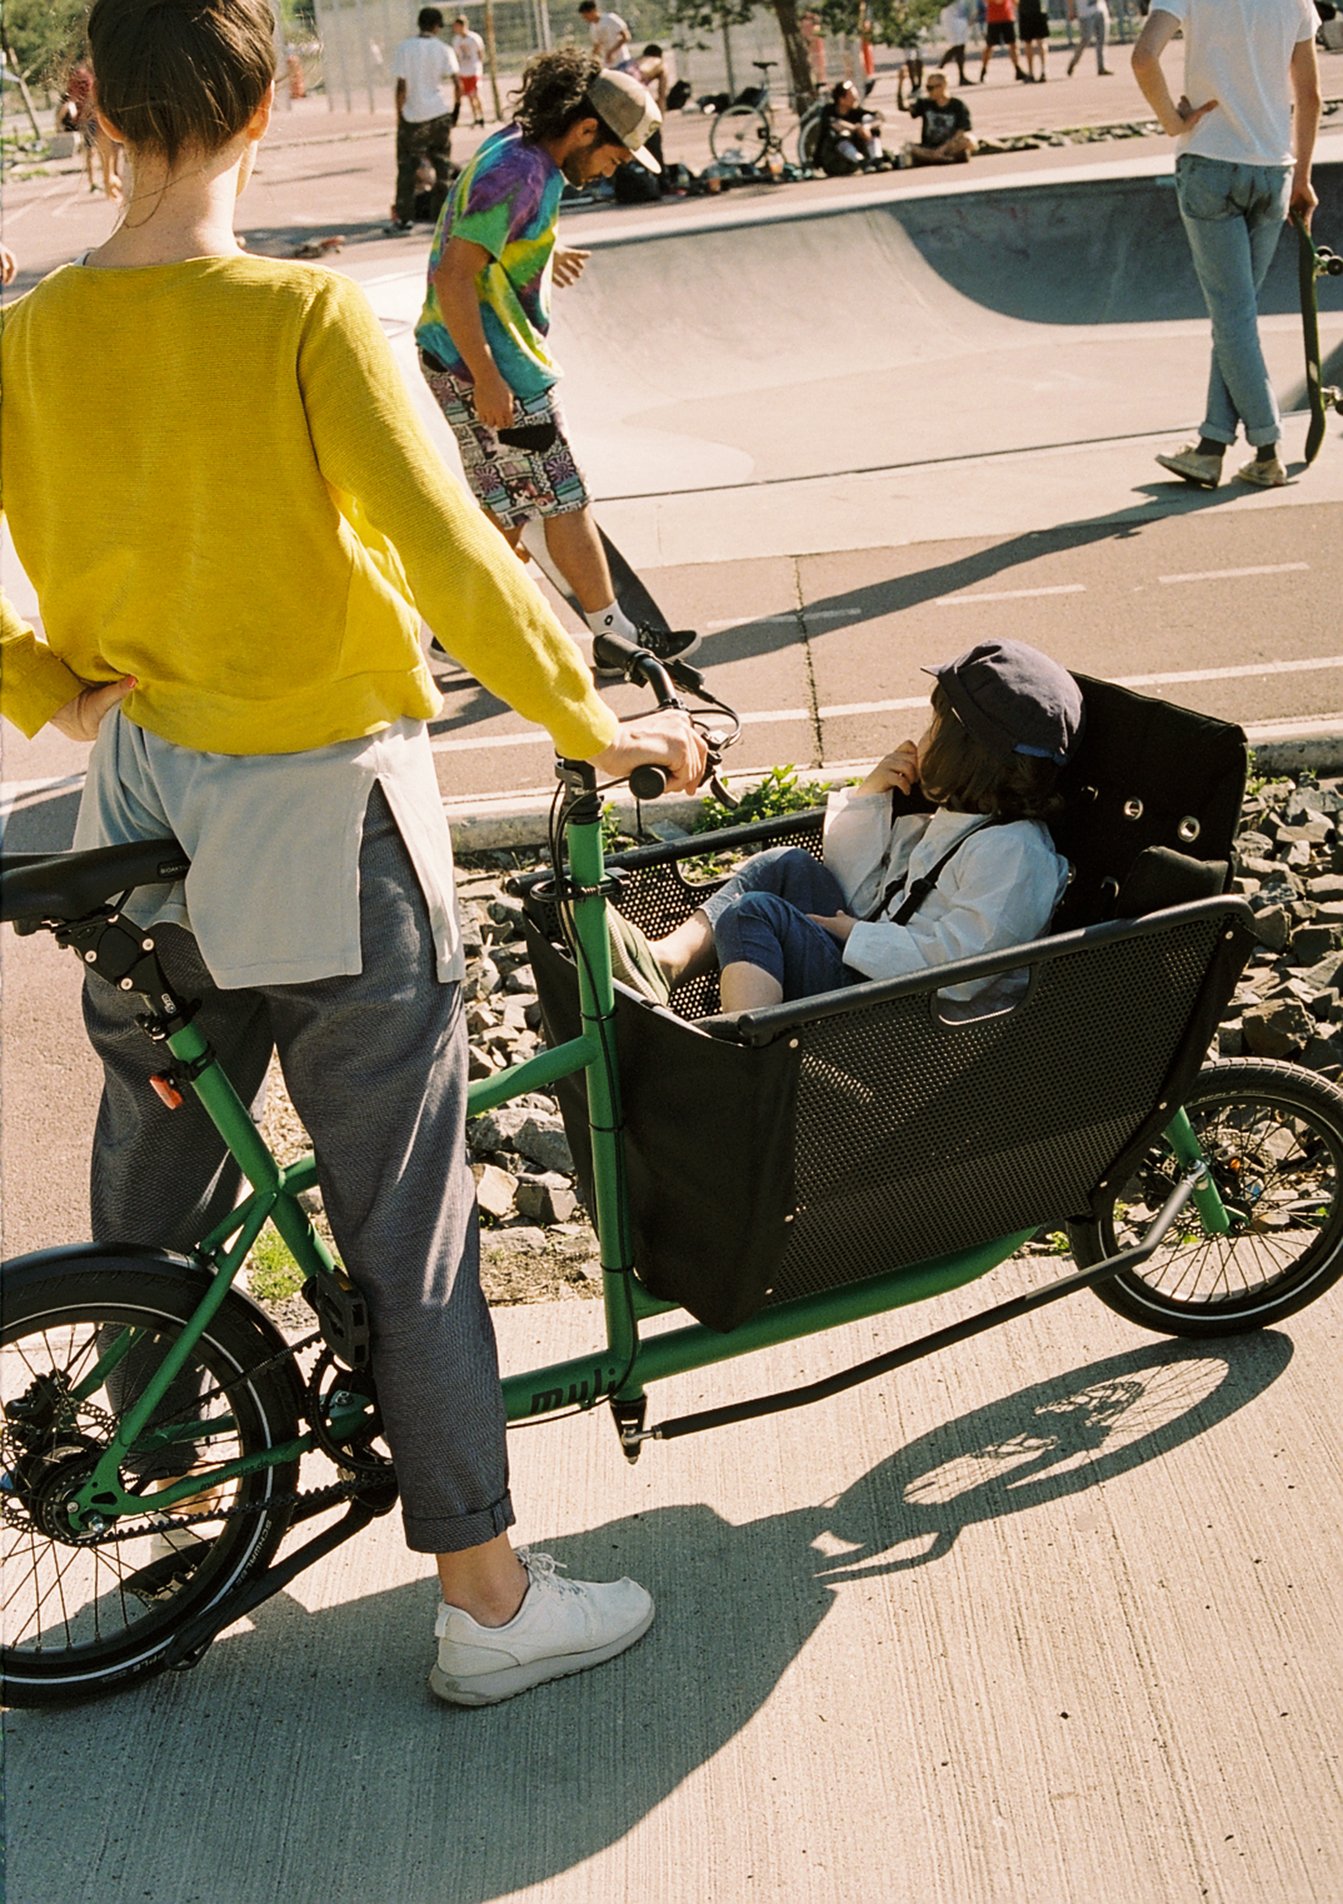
[864,816,1004,926]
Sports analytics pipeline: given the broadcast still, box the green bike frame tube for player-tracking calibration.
[1164,1107,1232,1234]
[500,1229,1034,1421]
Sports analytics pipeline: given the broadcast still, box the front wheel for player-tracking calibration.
[1069,1060,1343,1336]
[1,1252,303,1705]
[709,104,771,165]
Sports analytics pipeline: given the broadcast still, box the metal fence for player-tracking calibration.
[301,0,1143,114]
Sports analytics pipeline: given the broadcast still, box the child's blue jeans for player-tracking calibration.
[699,847,865,1000]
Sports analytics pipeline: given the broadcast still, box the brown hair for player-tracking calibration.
[88,0,276,167]
[511,45,623,147]
[919,684,1064,821]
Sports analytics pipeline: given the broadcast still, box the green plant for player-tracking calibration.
[246,1230,305,1304]
[691,763,831,835]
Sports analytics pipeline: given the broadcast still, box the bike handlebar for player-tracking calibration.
[590,630,737,805]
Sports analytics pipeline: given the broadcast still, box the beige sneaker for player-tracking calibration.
[1155,442,1224,489]
[429,1550,654,1706]
[1235,453,1288,488]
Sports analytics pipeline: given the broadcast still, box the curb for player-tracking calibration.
[445,723,1343,853]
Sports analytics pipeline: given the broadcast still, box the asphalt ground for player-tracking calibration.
[4,59,1343,1904]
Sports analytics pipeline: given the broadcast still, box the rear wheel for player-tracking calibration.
[709,104,772,166]
[795,106,825,168]
[1,1255,302,1705]
[1069,1061,1343,1336]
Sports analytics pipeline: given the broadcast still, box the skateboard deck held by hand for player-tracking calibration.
[520,519,673,638]
[1295,214,1343,468]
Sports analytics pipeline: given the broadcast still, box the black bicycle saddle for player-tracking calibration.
[0,839,189,926]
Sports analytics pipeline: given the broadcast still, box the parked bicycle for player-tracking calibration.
[708,60,827,171]
[4,637,1343,1707]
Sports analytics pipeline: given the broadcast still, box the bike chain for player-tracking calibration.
[3,1330,389,1549]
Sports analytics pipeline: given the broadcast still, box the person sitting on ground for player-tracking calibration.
[609,641,1079,1020]
[904,69,976,164]
[815,79,885,175]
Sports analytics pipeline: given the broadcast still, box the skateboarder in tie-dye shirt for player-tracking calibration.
[416,47,701,668]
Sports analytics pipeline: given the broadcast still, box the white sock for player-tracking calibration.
[585,599,641,643]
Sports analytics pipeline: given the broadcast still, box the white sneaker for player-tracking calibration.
[429,1550,654,1706]
[1234,452,1288,488]
[1155,442,1223,489]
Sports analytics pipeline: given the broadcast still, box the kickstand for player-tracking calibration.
[162,1490,392,1672]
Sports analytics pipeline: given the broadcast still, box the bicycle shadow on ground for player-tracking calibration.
[5,1332,1293,1904]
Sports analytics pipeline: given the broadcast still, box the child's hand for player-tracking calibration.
[808,911,856,943]
[857,741,919,798]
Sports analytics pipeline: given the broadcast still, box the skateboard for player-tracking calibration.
[1294,213,1343,467]
[519,517,673,641]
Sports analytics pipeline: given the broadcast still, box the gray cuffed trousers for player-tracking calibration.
[82,786,514,1554]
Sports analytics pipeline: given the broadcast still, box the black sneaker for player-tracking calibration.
[593,625,702,678]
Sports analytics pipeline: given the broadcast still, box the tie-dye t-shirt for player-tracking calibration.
[416,127,564,400]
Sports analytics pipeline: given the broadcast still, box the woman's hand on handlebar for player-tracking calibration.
[590,710,708,794]
[50,674,136,743]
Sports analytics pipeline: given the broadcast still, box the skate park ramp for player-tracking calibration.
[543,159,1343,503]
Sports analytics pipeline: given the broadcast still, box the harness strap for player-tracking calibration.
[864,816,1004,926]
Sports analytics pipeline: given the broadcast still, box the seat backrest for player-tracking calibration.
[1051,674,1247,931]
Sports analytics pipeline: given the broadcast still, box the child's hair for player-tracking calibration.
[920,684,1064,821]
[87,0,277,168]
[512,46,625,147]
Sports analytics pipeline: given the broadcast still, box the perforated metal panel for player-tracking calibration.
[769,912,1227,1303]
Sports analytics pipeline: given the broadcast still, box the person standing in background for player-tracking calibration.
[1137,0,1321,490]
[1067,0,1113,76]
[451,14,487,126]
[578,0,634,70]
[388,8,461,235]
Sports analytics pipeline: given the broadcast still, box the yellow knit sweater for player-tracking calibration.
[0,255,616,760]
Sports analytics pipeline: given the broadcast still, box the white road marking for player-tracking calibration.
[1157,562,1310,585]
[704,610,850,631]
[935,584,1087,606]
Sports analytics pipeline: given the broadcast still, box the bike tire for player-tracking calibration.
[795,105,824,168]
[709,104,771,165]
[1068,1060,1343,1337]
[1,1251,303,1705]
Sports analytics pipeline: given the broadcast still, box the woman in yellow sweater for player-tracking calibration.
[0,0,703,1706]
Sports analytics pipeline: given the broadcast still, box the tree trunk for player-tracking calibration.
[768,0,816,108]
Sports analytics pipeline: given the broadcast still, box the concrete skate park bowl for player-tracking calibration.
[557,158,1343,492]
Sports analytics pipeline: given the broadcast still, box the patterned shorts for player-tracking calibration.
[419,362,591,527]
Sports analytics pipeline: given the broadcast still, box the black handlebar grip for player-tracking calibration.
[629,763,669,801]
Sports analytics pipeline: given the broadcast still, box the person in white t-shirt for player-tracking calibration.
[388,7,463,233]
[578,1,634,70]
[1135,0,1321,490]
[451,14,487,126]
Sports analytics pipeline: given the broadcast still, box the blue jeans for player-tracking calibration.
[1175,153,1292,448]
[700,847,864,1000]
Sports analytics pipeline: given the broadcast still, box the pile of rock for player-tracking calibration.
[1221,773,1343,1074]
[456,870,604,1303]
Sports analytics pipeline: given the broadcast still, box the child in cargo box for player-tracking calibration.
[609,639,1080,1019]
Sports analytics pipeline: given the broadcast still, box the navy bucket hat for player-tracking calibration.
[924,640,1084,767]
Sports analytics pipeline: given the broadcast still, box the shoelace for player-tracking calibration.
[518,1548,586,1598]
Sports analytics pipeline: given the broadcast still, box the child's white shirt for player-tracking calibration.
[822,787,1070,1009]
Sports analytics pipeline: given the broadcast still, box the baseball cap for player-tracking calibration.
[587,68,662,172]
[924,640,1084,766]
